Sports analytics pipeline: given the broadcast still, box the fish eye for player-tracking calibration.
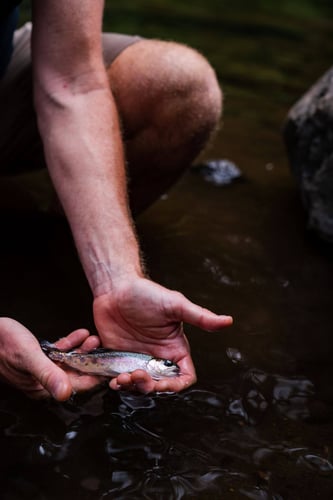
[163,359,174,367]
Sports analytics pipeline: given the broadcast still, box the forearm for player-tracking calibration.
[31,0,143,296]
[36,81,144,296]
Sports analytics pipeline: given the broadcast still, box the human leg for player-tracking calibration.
[0,26,142,176]
[105,39,223,214]
[0,28,222,214]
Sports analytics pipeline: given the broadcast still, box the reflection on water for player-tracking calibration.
[1,347,333,499]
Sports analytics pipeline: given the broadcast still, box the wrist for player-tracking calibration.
[81,229,146,297]
[91,264,146,298]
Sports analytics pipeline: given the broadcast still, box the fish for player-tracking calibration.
[40,341,180,380]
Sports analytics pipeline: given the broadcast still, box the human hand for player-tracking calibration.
[0,318,103,400]
[93,277,233,393]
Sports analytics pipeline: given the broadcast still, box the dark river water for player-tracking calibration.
[1,1,333,498]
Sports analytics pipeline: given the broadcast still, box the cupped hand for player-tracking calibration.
[0,318,102,400]
[93,277,233,393]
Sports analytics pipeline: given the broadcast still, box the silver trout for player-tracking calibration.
[40,341,180,380]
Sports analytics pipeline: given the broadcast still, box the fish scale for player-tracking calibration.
[40,341,180,380]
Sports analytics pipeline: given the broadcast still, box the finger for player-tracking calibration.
[129,370,155,393]
[24,384,51,400]
[172,294,233,331]
[24,346,72,401]
[55,329,91,350]
[109,372,135,391]
[154,372,196,392]
[69,374,105,392]
[152,354,196,392]
[109,370,154,392]
[109,364,195,394]
[79,335,100,352]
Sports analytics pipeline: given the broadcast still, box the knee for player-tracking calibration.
[108,39,222,141]
[165,41,223,126]
[147,40,223,137]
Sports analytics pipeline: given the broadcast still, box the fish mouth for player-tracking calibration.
[161,366,181,379]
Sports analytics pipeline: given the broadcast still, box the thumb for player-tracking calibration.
[172,293,233,331]
[25,347,73,401]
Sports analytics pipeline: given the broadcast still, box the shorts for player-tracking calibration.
[0,23,142,174]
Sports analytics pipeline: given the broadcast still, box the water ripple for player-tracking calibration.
[1,352,333,499]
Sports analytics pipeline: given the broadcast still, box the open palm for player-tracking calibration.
[93,277,233,393]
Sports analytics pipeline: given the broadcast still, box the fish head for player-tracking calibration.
[146,358,180,380]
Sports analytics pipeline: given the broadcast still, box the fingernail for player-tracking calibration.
[52,380,70,401]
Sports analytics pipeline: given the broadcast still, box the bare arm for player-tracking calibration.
[31,0,233,393]
[32,0,143,296]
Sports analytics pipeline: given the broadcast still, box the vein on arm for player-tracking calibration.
[31,0,143,296]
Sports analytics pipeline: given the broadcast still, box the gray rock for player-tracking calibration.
[192,159,242,186]
[284,67,333,242]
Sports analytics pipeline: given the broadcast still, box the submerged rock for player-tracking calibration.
[284,67,333,243]
[192,159,242,186]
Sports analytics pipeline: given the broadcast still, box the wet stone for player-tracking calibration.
[191,159,242,186]
[226,347,244,365]
[284,66,333,242]
[296,453,333,475]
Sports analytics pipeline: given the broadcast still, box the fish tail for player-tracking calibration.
[39,340,60,353]
[40,340,67,362]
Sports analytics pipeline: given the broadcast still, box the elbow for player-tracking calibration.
[33,67,110,119]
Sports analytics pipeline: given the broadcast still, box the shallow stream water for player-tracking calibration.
[1,1,333,498]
